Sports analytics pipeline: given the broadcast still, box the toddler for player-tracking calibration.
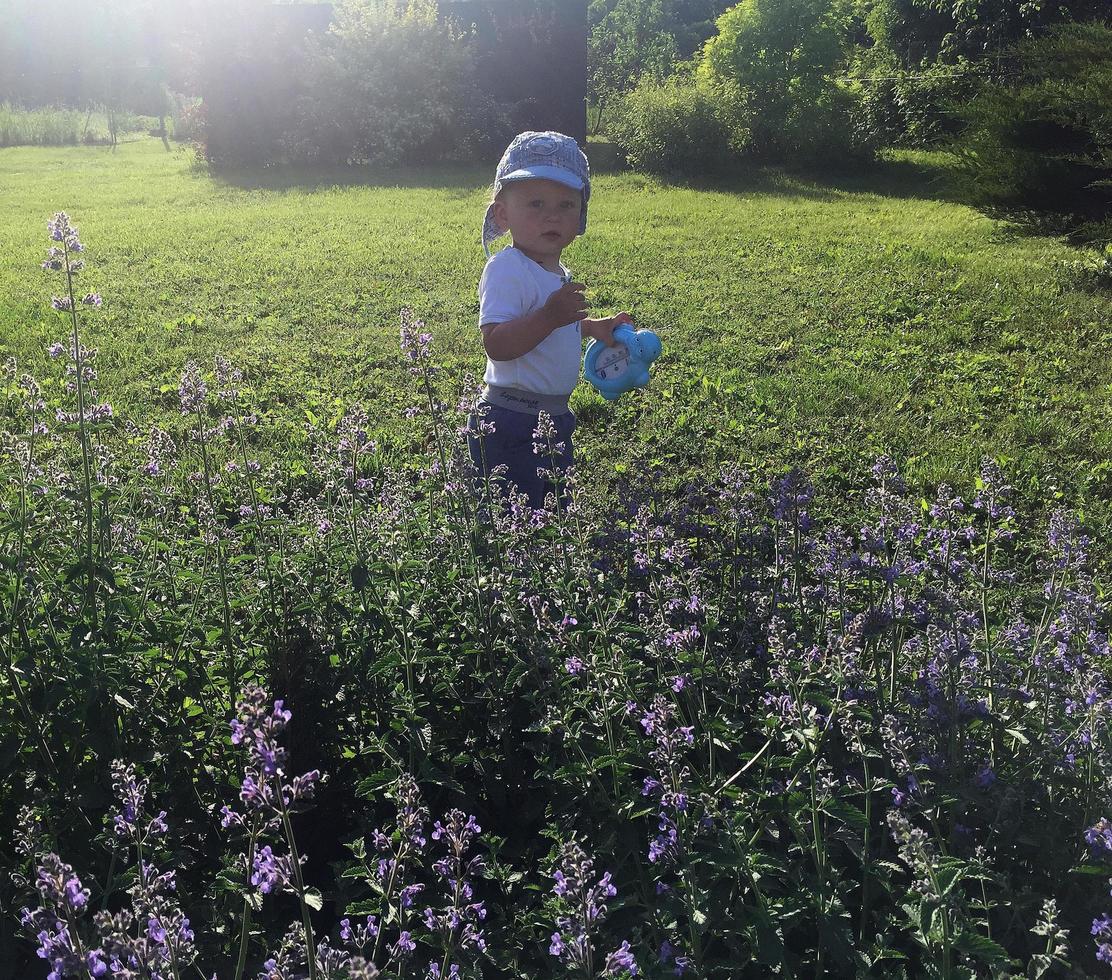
[469,130,631,508]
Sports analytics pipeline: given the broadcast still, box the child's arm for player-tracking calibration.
[482,281,589,361]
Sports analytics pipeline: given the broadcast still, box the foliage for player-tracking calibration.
[448,0,592,145]
[4,211,1112,977]
[849,0,1108,147]
[697,0,867,162]
[166,93,204,143]
[847,48,982,147]
[0,0,194,116]
[286,0,506,168]
[587,0,733,129]
[608,76,749,176]
[863,0,1108,69]
[955,21,1112,244]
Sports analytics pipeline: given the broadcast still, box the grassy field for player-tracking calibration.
[2,137,1110,524]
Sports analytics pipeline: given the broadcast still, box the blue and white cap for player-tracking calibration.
[483,130,591,257]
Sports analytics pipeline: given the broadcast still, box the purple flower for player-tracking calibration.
[251,845,296,894]
[603,939,639,976]
[1094,913,1112,964]
[390,930,416,958]
[549,842,629,973]
[34,854,89,911]
[1086,818,1112,855]
[659,940,694,972]
[178,361,207,414]
[974,765,995,789]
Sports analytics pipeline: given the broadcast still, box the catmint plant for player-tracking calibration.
[548,842,639,978]
[19,854,99,980]
[42,212,111,622]
[422,809,488,978]
[343,773,432,975]
[223,685,325,980]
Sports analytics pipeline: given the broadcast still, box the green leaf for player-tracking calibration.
[824,799,867,831]
[304,888,324,911]
[1070,863,1110,876]
[952,931,1007,962]
[934,857,966,896]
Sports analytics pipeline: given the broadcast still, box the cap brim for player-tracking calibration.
[499,165,585,191]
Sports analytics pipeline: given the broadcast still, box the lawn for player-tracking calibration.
[2,137,1110,523]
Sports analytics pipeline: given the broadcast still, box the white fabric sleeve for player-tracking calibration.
[479,253,532,327]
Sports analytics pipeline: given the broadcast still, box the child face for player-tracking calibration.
[493,179,583,267]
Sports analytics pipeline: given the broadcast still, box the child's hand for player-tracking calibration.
[585,311,633,347]
[543,282,590,329]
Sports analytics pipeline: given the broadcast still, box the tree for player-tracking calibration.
[697,0,857,158]
[864,0,1109,68]
[587,0,732,131]
[956,21,1112,243]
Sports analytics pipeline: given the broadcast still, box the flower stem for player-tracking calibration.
[276,783,317,980]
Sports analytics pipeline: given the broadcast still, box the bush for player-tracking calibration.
[168,92,205,143]
[955,21,1112,243]
[850,50,983,147]
[195,6,315,167]
[286,0,507,167]
[609,77,749,176]
[697,0,870,163]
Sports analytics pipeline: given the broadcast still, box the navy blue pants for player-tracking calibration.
[467,403,576,509]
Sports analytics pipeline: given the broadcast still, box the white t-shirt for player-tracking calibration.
[479,246,582,396]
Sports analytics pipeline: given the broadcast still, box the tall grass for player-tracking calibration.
[0,103,157,147]
[0,103,87,147]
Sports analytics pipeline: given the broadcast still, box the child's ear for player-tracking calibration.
[491,199,509,234]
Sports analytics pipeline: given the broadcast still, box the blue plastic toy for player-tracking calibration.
[582,325,662,401]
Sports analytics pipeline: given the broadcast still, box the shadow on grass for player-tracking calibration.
[665,151,968,206]
[205,143,968,210]
[206,160,490,195]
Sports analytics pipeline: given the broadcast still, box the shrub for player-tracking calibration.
[609,77,749,176]
[285,0,509,167]
[850,50,983,147]
[697,0,869,163]
[955,21,1112,243]
[168,92,205,143]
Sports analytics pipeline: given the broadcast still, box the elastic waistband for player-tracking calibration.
[482,384,571,416]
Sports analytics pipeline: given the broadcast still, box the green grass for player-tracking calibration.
[2,137,1111,526]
